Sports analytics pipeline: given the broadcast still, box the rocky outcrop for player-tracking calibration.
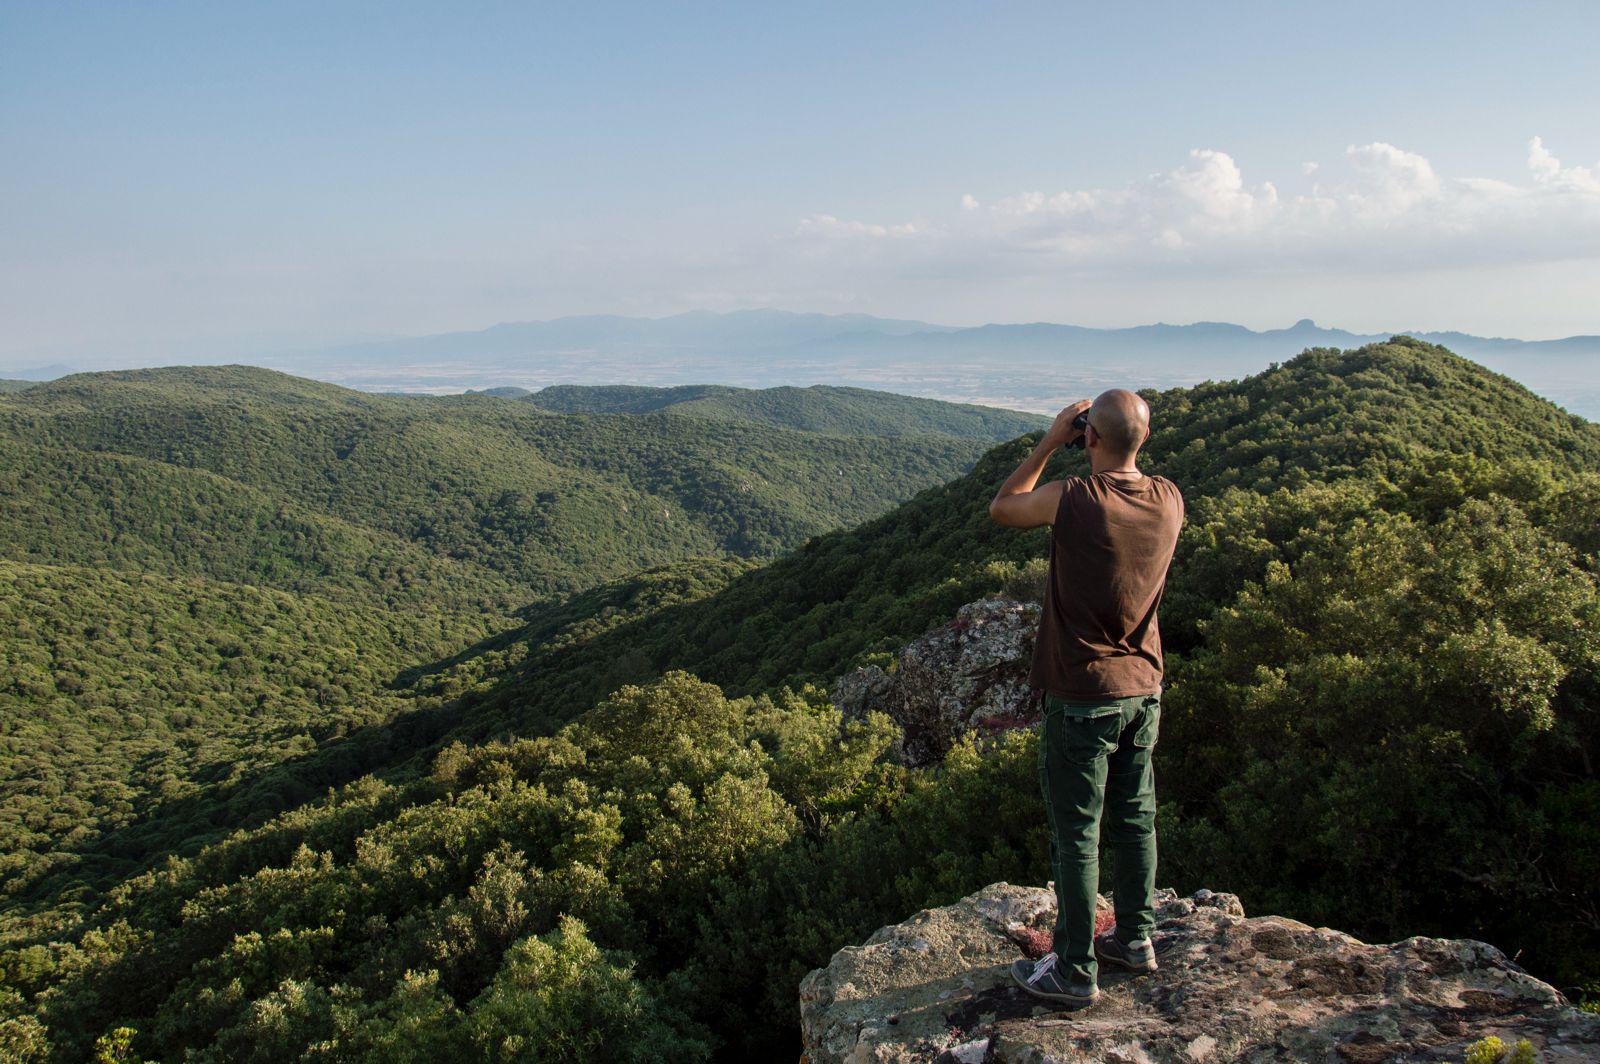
[799,883,1600,1063]
[832,598,1040,766]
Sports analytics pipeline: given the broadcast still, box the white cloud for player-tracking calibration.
[795,214,921,238]
[1529,135,1600,193]
[1342,141,1440,217]
[787,139,1600,278]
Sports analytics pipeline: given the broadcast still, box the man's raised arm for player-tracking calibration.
[988,400,1090,529]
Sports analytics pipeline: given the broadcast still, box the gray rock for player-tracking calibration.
[832,664,895,722]
[799,883,1600,1063]
[831,598,1042,766]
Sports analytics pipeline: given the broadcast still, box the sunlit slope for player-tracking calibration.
[114,337,1597,795]
[0,364,1021,926]
[0,437,522,612]
[524,382,1049,439]
[0,366,997,597]
[0,559,503,912]
[461,336,1600,731]
[1149,339,1600,491]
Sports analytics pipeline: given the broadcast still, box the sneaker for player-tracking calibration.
[1009,952,1098,1004]
[1094,931,1158,973]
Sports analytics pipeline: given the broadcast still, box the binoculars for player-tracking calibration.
[1067,411,1090,450]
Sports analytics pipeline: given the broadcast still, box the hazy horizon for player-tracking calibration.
[9,308,1598,420]
[4,306,1596,372]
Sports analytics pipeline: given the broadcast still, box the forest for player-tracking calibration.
[518,382,1048,439]
[0,366,1006,599]
[0,370,1016,943]
[1,339,1596,1061]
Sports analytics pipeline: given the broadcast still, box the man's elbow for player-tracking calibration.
[988,497,1021,527]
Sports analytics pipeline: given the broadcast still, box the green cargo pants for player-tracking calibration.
[1037,691,1161,986]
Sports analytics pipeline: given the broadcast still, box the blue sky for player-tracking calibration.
[4,1,1600,365]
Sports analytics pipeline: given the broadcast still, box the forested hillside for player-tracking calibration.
[0,561,501,916]
[2,339,1596,1061]
[522,382,1049,439]
[0,368,1024,979]
[0,367,998,597]
[0,437,525,614]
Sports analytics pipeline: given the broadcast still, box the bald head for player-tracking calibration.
[1089,389,1151,457]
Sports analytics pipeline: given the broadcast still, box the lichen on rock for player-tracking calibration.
[798,883,1600,1063]
[831,597,1041,766]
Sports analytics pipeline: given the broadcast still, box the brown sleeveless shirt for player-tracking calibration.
[1028,470,1185,699]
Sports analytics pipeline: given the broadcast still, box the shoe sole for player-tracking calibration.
[1010,968,1098,1005]
[1094,940,1158,973]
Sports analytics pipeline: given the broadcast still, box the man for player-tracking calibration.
[988,389,1184,1006]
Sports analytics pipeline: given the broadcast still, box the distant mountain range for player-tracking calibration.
[285,310,1600,418]
[8,309,1598,417]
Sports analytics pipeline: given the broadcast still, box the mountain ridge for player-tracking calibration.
[265,311,1600,420]
[518,382,1048,439]
[0,365,1011,597]
[14,313,1599,417]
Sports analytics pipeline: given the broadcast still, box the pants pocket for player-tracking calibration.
[1132,696,1161,749]
[1057,710,1122,764]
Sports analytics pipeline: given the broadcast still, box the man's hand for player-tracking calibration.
[988,399,1091,529]
[1043,399,1093,449]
